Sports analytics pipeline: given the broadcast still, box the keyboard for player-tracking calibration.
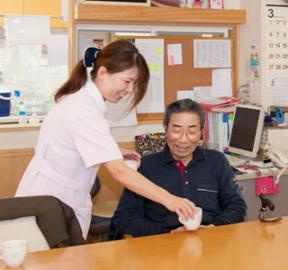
[224,154,247,167]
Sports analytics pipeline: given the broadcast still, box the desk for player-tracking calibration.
[238,175,288,221]
[1,217,287,270]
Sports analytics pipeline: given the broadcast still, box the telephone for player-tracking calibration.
[267,149,288,168]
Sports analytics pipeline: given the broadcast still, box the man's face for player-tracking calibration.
[165,112,202,165]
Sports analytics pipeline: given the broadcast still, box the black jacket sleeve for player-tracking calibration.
[211,156,247,225]
[110,187,170,239]
[110,161,175,239]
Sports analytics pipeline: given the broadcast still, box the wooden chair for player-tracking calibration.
[0,196,85,250]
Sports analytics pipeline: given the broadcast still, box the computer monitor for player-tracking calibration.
[228,104,264,158]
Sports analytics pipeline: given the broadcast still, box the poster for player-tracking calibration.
[135,39,165,113]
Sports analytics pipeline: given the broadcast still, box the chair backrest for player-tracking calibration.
[90,176,101,198]
[89,176,119,242]
[0,196,85,249]
[0,216,49,252]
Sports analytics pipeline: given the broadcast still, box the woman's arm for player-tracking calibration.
[104,159,196,220]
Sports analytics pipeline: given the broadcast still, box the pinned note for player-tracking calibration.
[135,38,165,113]
[167,43,183,66]
[212,68,232,97]
[193,39,231,68]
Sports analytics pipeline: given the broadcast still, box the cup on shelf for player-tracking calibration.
[0,239,28,268]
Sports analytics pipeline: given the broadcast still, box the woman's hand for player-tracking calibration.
[165,194,197,221]
[120,148,141,166]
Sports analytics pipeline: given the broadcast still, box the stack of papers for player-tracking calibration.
[199,96,240,111]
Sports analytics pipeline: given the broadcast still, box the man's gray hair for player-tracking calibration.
[163,99,205,130]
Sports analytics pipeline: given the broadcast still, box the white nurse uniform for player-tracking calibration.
[16,79,122,238]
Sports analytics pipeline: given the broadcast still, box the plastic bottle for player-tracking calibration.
[238,83,250,104]
[10,90,19,116]
[15,90,27,125]
[28,107,40,124]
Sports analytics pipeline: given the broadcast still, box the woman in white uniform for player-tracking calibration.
[16,40,196,239]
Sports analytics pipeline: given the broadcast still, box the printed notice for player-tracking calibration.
[193,39,231,68]
[135,39,165,113]
[212,68,232,97]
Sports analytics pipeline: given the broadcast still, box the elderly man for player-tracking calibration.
[110,99,246,239]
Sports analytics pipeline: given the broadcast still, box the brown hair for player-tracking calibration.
[55,40,150,110]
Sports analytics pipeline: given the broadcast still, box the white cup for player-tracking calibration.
[124,160,138,170]
[0,239,28,268]
[179,207,202,231]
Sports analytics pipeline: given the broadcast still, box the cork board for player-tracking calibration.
[117,35,233,122]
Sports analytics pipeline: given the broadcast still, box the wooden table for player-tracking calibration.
[1,217,288,270]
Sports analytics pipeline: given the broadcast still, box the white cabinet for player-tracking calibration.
[0,0,68,28]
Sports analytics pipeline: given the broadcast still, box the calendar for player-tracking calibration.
[264,3,288,87]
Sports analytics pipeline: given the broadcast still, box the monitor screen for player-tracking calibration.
[228,105,264,158]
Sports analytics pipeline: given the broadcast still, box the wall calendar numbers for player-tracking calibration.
[265,3,288,87]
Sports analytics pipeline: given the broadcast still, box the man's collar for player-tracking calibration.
[161,144,205,166]
[84,79,108,115]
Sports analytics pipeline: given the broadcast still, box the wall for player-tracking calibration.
[239,0,262,105]
[239,0,288,109]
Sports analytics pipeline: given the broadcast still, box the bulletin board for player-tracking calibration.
[134,35,234,122]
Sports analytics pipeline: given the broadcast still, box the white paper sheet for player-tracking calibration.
[273,77,288,106]
[48,34,68,66]
[193,39,231,68]
[212,68,232,97]
[167,43,182,65]
[135,39,165,113]
[106,94,138,128]
[177,86,213,102]
[193,86,213,99]
[177,90,194,100]
[5,16,49,45]
[3,44,42,83]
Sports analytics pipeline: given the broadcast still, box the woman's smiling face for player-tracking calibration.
[96,66,139,103]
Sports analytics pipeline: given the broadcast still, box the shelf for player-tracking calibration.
[75,4,246,26]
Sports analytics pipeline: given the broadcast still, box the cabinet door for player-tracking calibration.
[0,0,23,13]
[0,0,23,26]
[23,0,67,28]
[23,0,59,15]
[0,149,33,199]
